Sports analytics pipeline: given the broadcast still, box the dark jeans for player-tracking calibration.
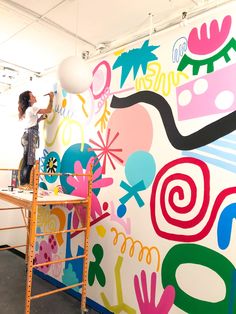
[20,132,33,185]
[20,152,33,185]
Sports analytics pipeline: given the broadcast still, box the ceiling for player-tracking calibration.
[0,0,233,94]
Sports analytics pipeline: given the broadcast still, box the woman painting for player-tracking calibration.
[18,91,54,188]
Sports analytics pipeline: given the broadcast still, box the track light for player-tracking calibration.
[180,11,188,27]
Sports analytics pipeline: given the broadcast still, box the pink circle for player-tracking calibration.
[91,60,111,99]
[107,104,153,162]
[92,68,104,95]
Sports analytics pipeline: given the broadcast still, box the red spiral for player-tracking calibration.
[150,157,210,241]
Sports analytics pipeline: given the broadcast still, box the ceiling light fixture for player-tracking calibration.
[148,12,156,41]
[58,0,93,94]
[180,11,188,27]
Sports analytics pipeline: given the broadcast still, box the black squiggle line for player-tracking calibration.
[110,90,236,150]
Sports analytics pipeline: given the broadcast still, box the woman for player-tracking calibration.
[18,90,54,187]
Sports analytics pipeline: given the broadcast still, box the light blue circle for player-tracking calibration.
[62,89,67,97]
[125,151,156,188]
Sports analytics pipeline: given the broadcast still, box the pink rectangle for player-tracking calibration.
[176,63,236,121]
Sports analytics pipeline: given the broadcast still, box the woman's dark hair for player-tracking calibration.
[18,90,31,119]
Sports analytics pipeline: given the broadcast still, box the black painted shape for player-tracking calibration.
[110,91,236,150]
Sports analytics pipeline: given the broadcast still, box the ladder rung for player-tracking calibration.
[0,225,26,231]
[0,207,22,210]
[33,254,85,268]
[35,227,86,237]
[0,244,26,251]
[30,282,84,300]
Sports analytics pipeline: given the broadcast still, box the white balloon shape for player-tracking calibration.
[58,56,93,94]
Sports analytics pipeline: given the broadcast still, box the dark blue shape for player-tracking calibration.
[65,213,84,284]
[117,204,127,218]
[217,203,236,250]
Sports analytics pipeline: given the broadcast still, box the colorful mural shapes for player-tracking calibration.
[43,151,61,183]
[135,61,189,96]
[229,269,236,314]
[109,201,131,234]
[119,150,156,207]
[62,263,81,292]
[60,143,101,194]
[63,212,84,290]
[88,60,113,132]
[188,15,232,55]
[71,204,110,240]
[51,207,66,246]
[44,115,84,148]
[53,87,74,118]
[50,254,63,278]
[100,256,136,313]
[90,59,135,132]
[162,243,236,313]
[107,103,153,162]
[88,244,106,287]
[89,128,123,174]
[178,15,236,75]
[150,156,236,242]
[113,39,160,88]
[176,63,236,120]
[65,154,113,221]
[34,235,58,274]
[110,91,236,150]
[172,36,188,63]
[111,227,161,271]
[91,60,111,102]
[217,203,236,250]
[182,132,236,174]
[134,270,175,314]
[37,206,58,234]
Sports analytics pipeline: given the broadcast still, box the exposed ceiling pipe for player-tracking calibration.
[87,0,234,62]
[0,58,40,76]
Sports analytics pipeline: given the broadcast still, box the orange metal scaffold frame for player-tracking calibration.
[0,160,93,314]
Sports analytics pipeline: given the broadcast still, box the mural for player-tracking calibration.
[33,6,236,314]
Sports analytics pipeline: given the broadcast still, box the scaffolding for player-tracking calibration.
[0,160,93,314]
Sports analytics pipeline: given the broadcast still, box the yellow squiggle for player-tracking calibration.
[111,227,161,272]
[44,110,57,125]
[135,61,189,96]
[77,93,88,118]
[95,100,111,133]
[44,117,84,150]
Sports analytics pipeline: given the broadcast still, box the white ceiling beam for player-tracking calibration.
[0,0,96,48]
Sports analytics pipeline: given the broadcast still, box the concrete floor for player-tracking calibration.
[0,250,100,314]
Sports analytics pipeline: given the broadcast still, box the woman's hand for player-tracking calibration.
[49,91,54,102]
[37,114,47,123]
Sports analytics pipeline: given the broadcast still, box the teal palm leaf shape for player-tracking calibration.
[113,39,160,88]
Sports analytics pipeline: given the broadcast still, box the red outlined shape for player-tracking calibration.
[150,157,236,242]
